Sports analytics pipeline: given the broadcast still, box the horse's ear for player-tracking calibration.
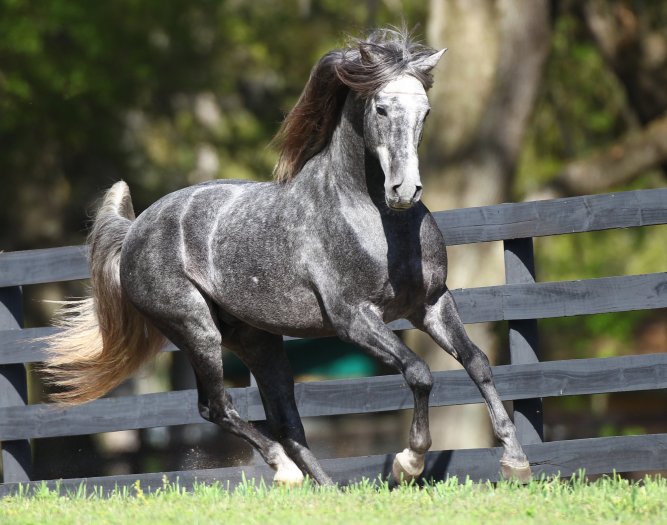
[413,48,447,73]
[359,43,384,65]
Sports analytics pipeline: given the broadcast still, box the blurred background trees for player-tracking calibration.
[1,0,665,478]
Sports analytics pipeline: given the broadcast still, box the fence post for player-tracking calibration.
[503,238,544,444]
[0,286,32,482]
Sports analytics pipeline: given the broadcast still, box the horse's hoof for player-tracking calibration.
[273,465,305,487]
[392,448,425,484]
[500,459,532,483]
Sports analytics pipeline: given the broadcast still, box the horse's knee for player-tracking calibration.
[404,358,433,393]
[462,347,493,384]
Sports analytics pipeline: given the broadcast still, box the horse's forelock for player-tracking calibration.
[336,28,438,97]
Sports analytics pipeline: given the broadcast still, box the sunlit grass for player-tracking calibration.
[1,474,665,525]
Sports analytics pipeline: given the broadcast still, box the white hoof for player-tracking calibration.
[500,459,532,483]
[272,458,304,487]
[392,448,425,483]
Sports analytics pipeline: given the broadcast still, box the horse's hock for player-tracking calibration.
[0,188,666,493]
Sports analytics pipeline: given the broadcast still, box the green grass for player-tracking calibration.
[1,475,666,525]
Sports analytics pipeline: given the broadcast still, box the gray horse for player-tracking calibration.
[44,29,531,485]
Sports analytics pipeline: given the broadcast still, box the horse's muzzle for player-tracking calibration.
[386,183,423,210]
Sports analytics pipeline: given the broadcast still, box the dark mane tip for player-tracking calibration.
[273,27,437,183]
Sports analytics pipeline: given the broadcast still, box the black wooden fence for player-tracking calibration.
[0,188,666,494]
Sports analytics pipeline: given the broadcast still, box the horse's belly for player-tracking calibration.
[213,277,332,338]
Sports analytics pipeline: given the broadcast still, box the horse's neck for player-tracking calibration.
[300,96,384,206]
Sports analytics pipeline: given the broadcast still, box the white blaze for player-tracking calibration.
[376,75,427,206]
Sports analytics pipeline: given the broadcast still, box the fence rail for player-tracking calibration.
[2,272,665,366]
[1,188,666,490]
[0,353,664,442]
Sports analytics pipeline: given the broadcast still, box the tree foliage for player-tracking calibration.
[0,0,426,249]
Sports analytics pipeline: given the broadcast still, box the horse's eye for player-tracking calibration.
[376,105,388,117]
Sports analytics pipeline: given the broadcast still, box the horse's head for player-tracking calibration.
[272,29,446,196]
[363,49,446,211]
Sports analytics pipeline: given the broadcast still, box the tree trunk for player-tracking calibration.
[581,0,667,126]
[407,0,551,451]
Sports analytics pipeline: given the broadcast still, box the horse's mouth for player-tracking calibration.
[386,199,415,211]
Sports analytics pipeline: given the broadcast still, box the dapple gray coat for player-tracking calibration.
[44,29,531,485]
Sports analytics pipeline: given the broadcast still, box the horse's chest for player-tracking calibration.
[347,234,425,306]
[347,217,448,314]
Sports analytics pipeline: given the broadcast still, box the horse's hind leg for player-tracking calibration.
[141,286,303,486]
[418,289,532,482]
[221,323,333,485]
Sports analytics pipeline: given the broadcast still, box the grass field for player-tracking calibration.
[1,475,665,525]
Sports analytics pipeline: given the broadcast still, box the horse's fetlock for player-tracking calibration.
[411,435,432,455]
[199,400,239,427]
[197,402,212,422]
[266,444,290,467]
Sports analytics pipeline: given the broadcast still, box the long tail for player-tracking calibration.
[42,181,165,404]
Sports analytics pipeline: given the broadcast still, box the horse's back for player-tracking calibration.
[119,180,263,305]
[122,179,261,259]
[119,179,329,337]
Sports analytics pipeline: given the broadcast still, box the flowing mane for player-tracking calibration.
[272,28,438,183]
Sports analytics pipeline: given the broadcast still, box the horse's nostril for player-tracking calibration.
[392,184,401,194]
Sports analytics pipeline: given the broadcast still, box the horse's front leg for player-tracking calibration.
[331,303,433,483]
[417,289,532,482]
